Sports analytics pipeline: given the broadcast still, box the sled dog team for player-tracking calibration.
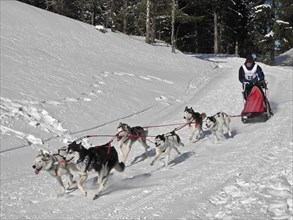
[33,106,232,200]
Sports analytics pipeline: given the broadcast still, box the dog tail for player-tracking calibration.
[176,134,184,147]
[201,113,207,120]
[115,162,125,172]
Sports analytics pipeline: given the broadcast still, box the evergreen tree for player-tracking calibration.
[243,1,273,63]
[18,0,47,9]
[175,0,211,53]
[273,0,293,54]
[16,0,293,61]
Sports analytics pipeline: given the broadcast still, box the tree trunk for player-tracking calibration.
[171,0,176,53]
[146,0,151,44]
[123,0,128,34]
[91,1,95,26]
[151,0,157,43]
[214,11,218,54]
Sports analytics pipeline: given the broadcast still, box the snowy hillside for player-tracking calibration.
[1,1,292,219]
[275,48,293,66]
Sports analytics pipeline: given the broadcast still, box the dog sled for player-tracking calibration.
[241,81,273,123]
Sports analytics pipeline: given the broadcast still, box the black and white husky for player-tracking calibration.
[65,141,125,200]
[32,148,76,197]
[150,130,184,167]
[183,106,206,141]
[205,112,232,144]
[116,122,149,163]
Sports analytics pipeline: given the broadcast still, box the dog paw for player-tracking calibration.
[65,186,77,193]
[81,191,87,197]
[191,139,199,143]
[93,194,100,200]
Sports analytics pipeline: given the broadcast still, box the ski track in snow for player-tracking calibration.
[0,97,71,151]
[0,70,175,152]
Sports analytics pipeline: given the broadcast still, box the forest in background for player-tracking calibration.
[17,0,293,64]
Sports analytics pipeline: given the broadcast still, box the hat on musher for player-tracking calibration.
[245,54,254,63]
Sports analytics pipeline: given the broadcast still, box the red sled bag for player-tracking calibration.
[241,84,272,123]
[242,86,264,114]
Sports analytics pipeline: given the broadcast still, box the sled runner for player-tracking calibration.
[241,81,273,123]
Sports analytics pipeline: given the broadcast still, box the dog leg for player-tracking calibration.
[173,145,181,155]
[123,142,132,162]
[217,127,227,141]
[227,129,232,137]
[93,165,109,200]
[150,149,161,166]
[55,176,66,197]
[93,176,108,200]
[97,164,107,185]
[65,171,75,190]
[189,128,195,140]
[179,141,184,147]
[222,117,232,138]
[225,124,232,137]
[164,148,171,167]
[195,129,201,140]
[114,162,125,172]
[117,142,125,162]
[213,131,220,144]
[77,172,88,197]
[139,139,149,158]
[196,126,204,140]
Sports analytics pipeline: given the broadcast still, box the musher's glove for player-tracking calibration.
[242,82,250,89]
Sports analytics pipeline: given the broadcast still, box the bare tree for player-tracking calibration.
[123,0,128,34]
[150,0,157,43]
[146,0,151,43]
[214,11,218,54]
[171,0,176,53]
[90,0,96,25]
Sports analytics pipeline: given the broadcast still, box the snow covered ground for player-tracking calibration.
[275,48,293,66]
[1,1,292,219]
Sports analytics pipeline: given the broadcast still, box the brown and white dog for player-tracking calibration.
[205,112,232,144]
[116,122,149,163]
[32,148,76,197]
[183,106,206,141]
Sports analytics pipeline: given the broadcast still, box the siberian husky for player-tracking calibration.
[32,148,76,196]
[205,112,232,143]
[65,141,125,200]
[183,106,206,141]
[150,130,184,167]
[116,122,149,163]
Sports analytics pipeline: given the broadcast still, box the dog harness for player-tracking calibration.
[118,127,145,143]
[46,157,67,176]
[188,119,200,127]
